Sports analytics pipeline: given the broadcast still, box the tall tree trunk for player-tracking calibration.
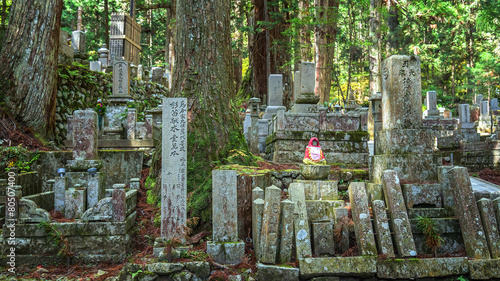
[173,0,238,152]
[386,0,399,56]
[104,0,109,47]
[164,6,171,71]
[369,0,381,96]
[0,0,7,44]
[253,0,267,102]
[315,0,338,104]
[299,0,313,61]
[0,0,63,137]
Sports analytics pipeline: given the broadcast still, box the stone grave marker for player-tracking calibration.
[113,60,130,96]
[293,71,300,101]
[137,65,144,80]
[300,62,315,94]
[312,221,335,256]
[475,94,483,105]
[477,198,500,258]
[333,207,349,253]
[72,109,98,160]
[491,98,500,111]
[446,166,490,259]
[349,182,377,256]
[381,55,422,130]
[90,61,102,72]
[252,198,265,261]
[372,200,395,257]
[288,182,312,258]
[268,74,283,106]
[382,170,417,257]
[426,91,439,118]
[151,67,163,83]
[212,170,238,242]
[161,98,187,239]
[481,100,489,116]
[279,199,295,263]
[259,185,282,263]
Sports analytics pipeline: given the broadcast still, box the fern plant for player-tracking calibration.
[38,221,74,267]
[416,216,444,257]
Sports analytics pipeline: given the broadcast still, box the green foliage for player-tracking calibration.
[180,250,209,261]
[416,216,445,257]
[38,221,74,260]
[0,145,40,175]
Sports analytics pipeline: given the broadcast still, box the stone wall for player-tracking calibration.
[266,109,369,164]
[423,118,459,138]
[55,65,169,144]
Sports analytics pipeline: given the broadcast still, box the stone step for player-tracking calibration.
[407,208,455,219]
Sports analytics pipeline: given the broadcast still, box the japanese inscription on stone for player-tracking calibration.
[161,98,188,239]
[113,61,130,96]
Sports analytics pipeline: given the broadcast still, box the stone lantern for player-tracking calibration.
[248,97,261,154]
[369,92,382,154]
[98,44,110,68]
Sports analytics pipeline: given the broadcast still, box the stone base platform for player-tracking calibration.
[371,154,441,184]
[207,241,245,265]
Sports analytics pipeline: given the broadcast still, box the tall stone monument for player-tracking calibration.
[425,91,439,119]
[161,98,187,239]
[104,60,131,136]
[291,62,322,113]
[262,74,286,120]
[372,55,440,183]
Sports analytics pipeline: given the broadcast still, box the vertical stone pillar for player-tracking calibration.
[300,62,315,94]
[130,63,138,79]
[127,108,137,140]
[113,60,130,96]
[381,55,422,130]
[212,170,239,242]
[382,170,417,257]
[67,115,73,141]
[477,198,500,258]
[333,207,349,253]
[72,109,98,160]
[278,199,295,263]
[259,185,282,263]
[249,98,261,155]
[288,182,312,258]
[54,177,67,212]
[87,172,104,209]
[312,221,335,256]
[137,65,144,81]
[372,200,395,257]
[161,98,187,239]
[426,90,439,118]
[65,187,87,219]
[459,104,471,124]
[481,100,490,116]
[447,167,490,259]
[112,188,126,222]
[293,71,300,102]
[252,198,265,261]
[268,74,283,106]
[72,31,86,54]
[151,67,163,83]
[349,182,377,256]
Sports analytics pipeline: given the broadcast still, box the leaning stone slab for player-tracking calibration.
[279,199,295,263]
[382,170,417,257]
[299,256,377,278]
[477,198,500,258]
[259,185,282,263]
[438,166,455,210]
[349,182,377,256]
[333,207,349,253]
[447,166,490,259]
[372,200,395,258]
[257,263,299,280]
[312,221,335,256]
[468,259,500,279]
[376,257,469,279]
[288,182,312,258]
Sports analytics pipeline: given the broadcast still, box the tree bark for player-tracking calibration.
[314,0,338,104]
[369,0,381,96]
[104,0,109,47]
[252,0,267,102]
[386,0,399,56]
[172,0,238,155]
[299,0,313,61]
[0,0,63,137]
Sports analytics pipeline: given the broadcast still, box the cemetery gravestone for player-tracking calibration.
[161,98,188,239]
[113,61,130,96]
[426,91,439,118]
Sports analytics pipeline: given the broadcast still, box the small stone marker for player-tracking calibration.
[333,207,349,253]
[475,94,483,105]
[212,170,239,242]
[54,177,68,212]
[259,185,282,263]
[312,221,335,256]
[382,170,417,257]
[161,98,187,239]
[477,198,500,258]
[293,71,300,101]
[137,65,144,80]
[438,166,455,210]
[112,188,126,222]
[252,198,265,261]
[72,109,98,160]
[279,199,295,263]
[491,98,500,111]
[381,55,422,130]
[151,67,163,83]
[113,60,130,96]
[300,62,315,94]
[288,182,313,258]
[89,61,102,72]
[249,98,260,155]
[426,91,439,118]
[130,178,140,189]
[65,188,86,219]
[130,63,138,79]
[459,104,471,124]
[372,200,395,258]
[72,30,86,54]
[87,173,103,210]
[349,182,377,256]
[268,74,283,106]
[127,108,136,140]
[447,166,490,259]
[481,100,489,116]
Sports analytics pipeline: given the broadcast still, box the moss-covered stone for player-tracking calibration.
[468,259,500,279]
[299,257,377,278]
[376,258,469,279]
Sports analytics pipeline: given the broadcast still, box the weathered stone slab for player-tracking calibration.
[426,90,439,118]
[312,221,335,256]
[113,60,130,96]
[381,55,422,130]
[299,256,377,278]
[468,259,500,279]
[438,166,455,210]
[477,198,500,258]
[366,183,383,202]
[252,198,264,261]
[87,172,104,210]
[376,129,435,155]
[54,177,68,212]
[447,166,490,259]
[207,241,245,265]
[481,100,489,116]
[268,74,283,106]
[349,182,377,256]
[161,98,187,239]
[65,188,87,219]
[382,170,417,257]
[407,208,455,219]
[146,263,184,275]
[300,62,315,94]
[333,207,349,253]
[72,109,98,160]
[288,182,312,258]
[376,258,469,279]
[259,185,282,263]
[278,199,295,263]
[293,71,300,101]
[494,197,500,227]
[89,61,102,72]
[256,263,299,280]
[151,67,163,83]
[212,170,238,242]
[126,108,136,140]
[306,200,343,222]
[372,200,395,258]
[112,188,126,222]
[401,184,442,209]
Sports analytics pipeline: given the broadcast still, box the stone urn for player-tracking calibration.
[300,164,330,180]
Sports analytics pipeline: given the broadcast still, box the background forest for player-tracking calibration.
[1,0,500,114]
